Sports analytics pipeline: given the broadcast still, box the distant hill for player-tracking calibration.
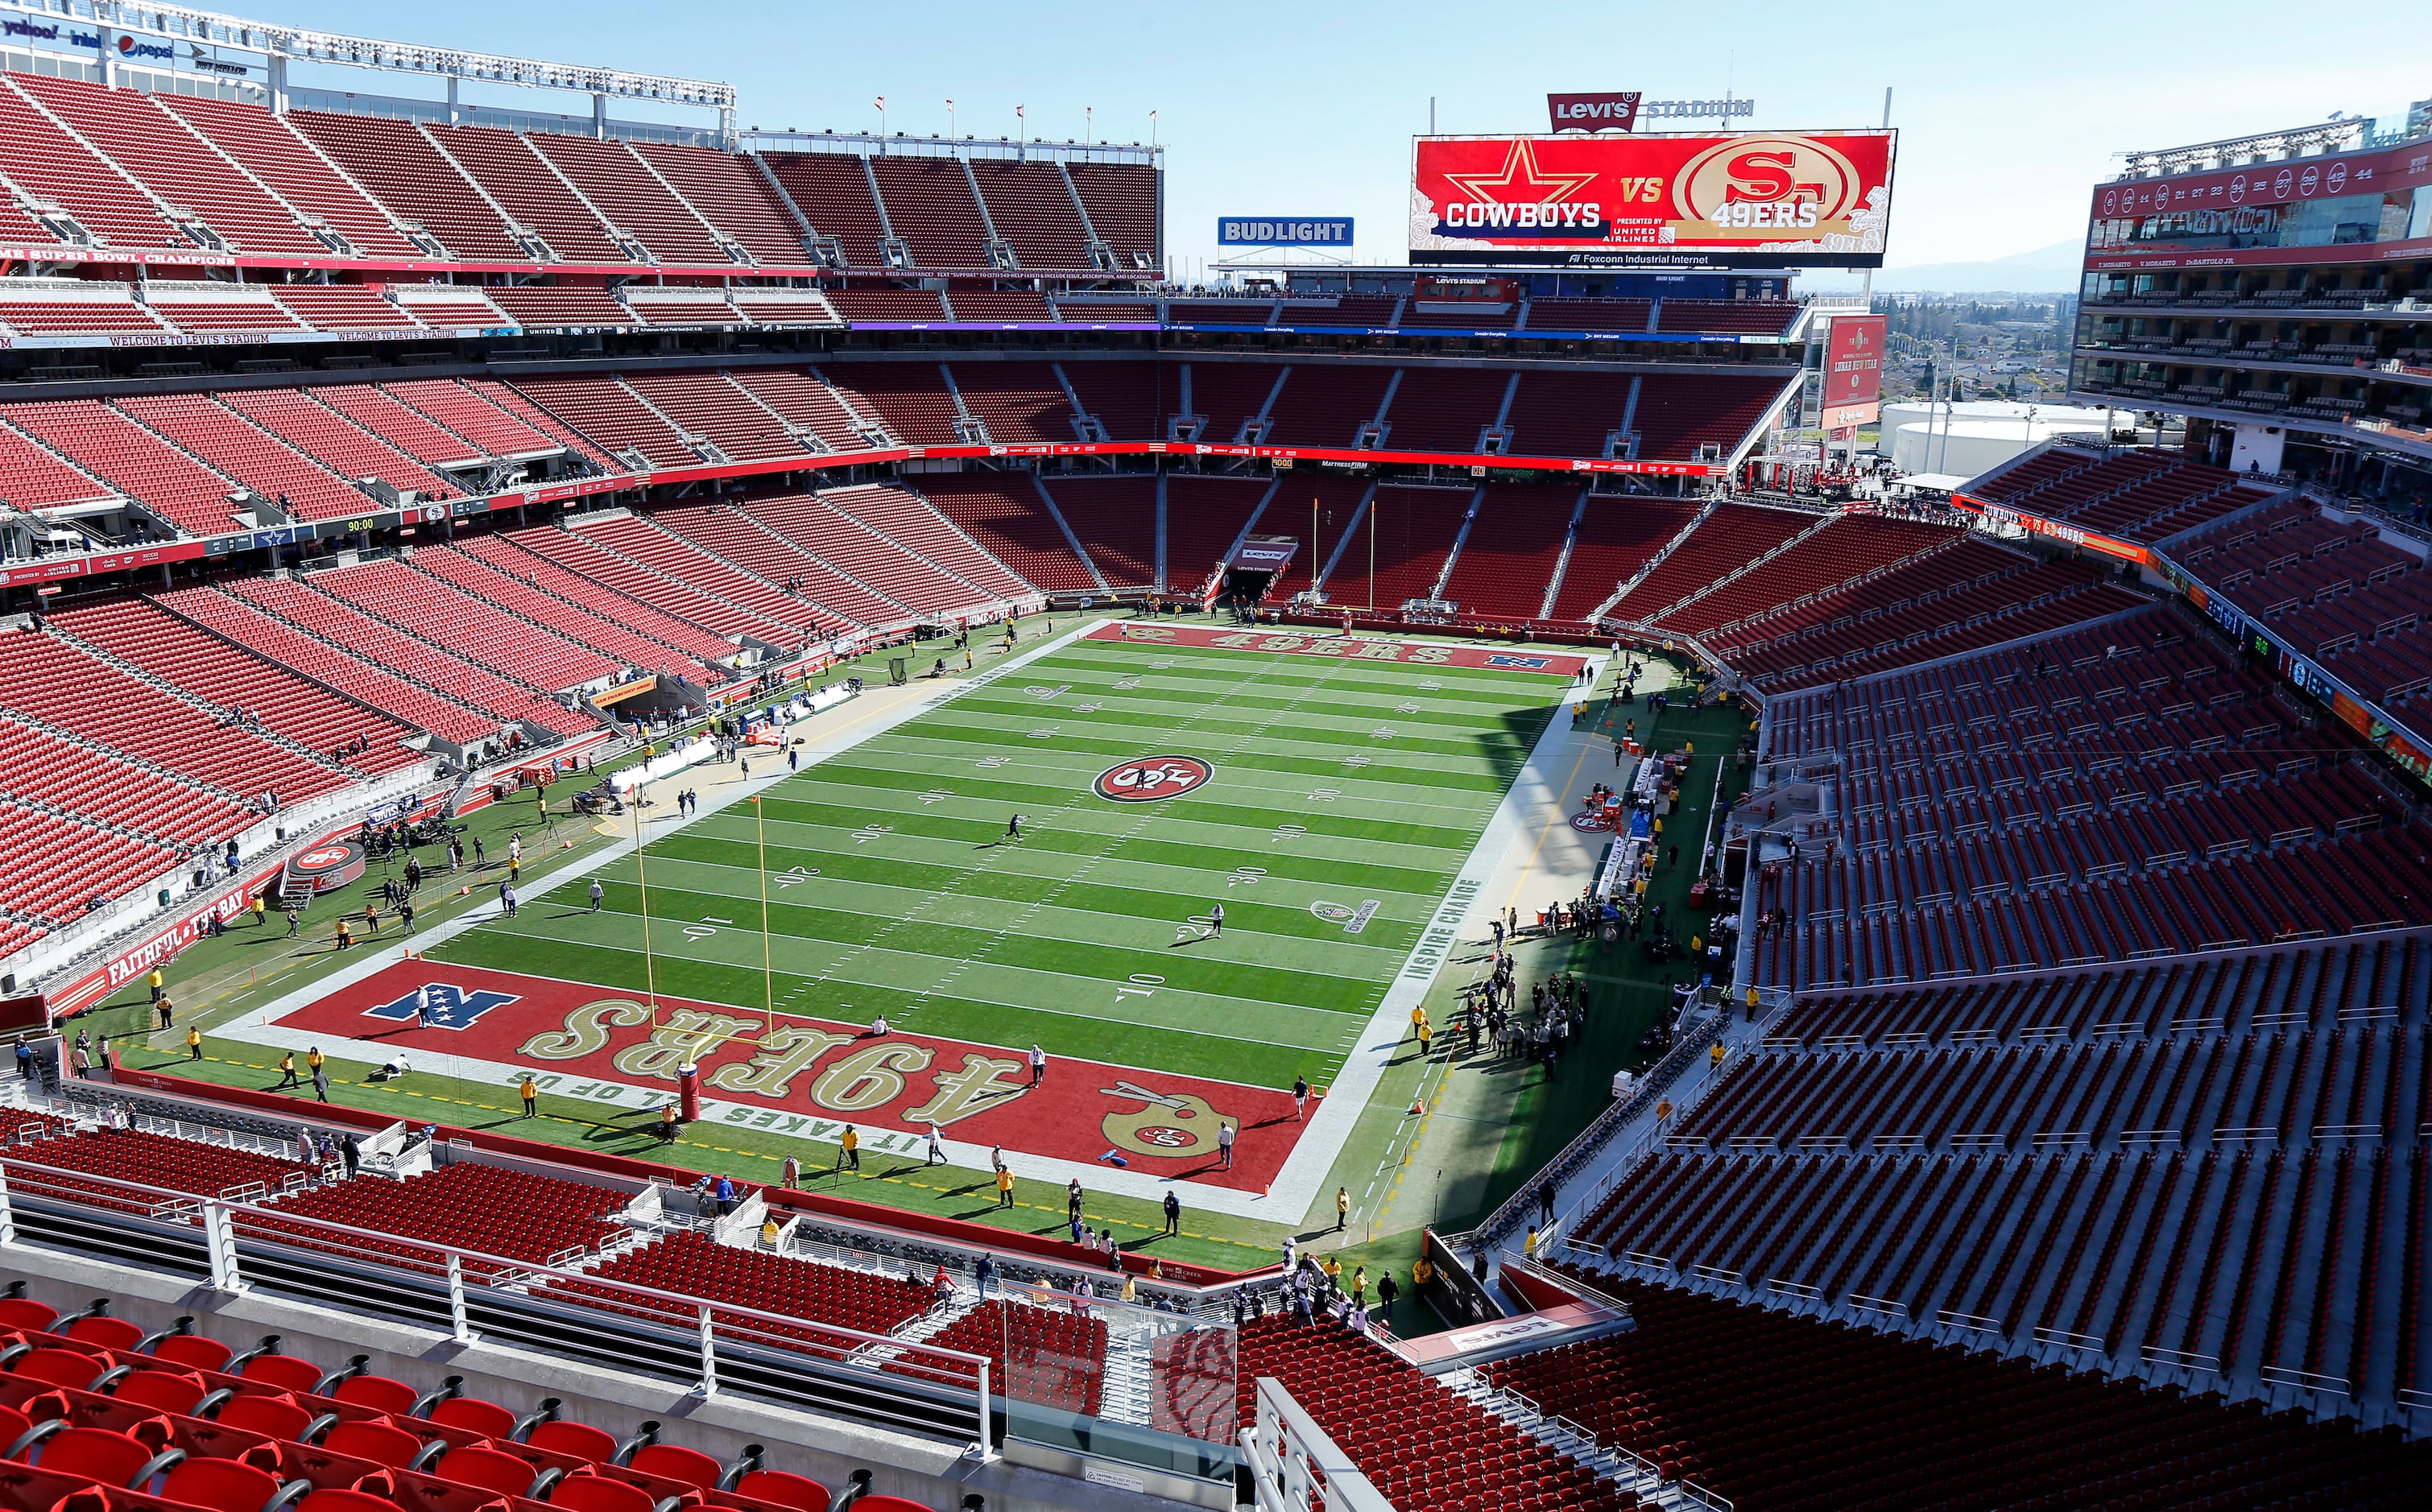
[1869,239,2085,295]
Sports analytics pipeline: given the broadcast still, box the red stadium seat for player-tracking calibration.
[159,1456,285,1512]
[519,1425,614,1469]
[421,1399,515,1444]
[151,1337,235,1375]
[618,1447,714,1492]
[726,1472,825,1512]
[425,1447,535,1500]
[10,1423,159,1485]
[318,1422,424,1472]
[213,1396,317,1444]
[60,1318,145,1353]
[6,1349,107,1394]
[0,1301,60,1335]
[327,1379,419,1419]
[110,1373,209,1419]
[544,1474,655,1512]
[235,1358,322,1397]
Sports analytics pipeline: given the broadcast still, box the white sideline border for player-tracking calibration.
[216,618,1596,1225]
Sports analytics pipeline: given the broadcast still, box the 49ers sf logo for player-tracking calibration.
[1674,134,1866,231]
[1094,754,1213,803]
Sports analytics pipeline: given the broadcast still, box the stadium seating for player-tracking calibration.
[308,385,486,469]
[0,626,344,807]
[0,414,118,511]
[217,390,463,501]
[945,290,1053,324]
[1379,368,1511,452]
[381,381,562,461]
[455,533,738,665]
[966,160,1093,270]
[523,134,731,267]
[1653,514,1956,638]
[423,123,625,264]
[1317,484,1467,610]
[511,523,800,649]
[867,159,994,270]
[0,800,183,927]
[1162,477,1272,594]
[1177,361,1283,444]
[655,499,895,629]
[289,112,528,263]
[569,1230,941,1341]
[1441,483,1578,619]
[618,373,813,462]
[3,1126,316,1211]
[113,394,370,524]
[316,558,620,694]
[570,514,825,645]
[412,545,718,681]
[1627,373,1794,461]
[1,399,249,535]
[144,287,309,334]
[725,369,871,452]
[759,155,892,269]
[622,291,747,328]
[0,77,186,253]
[1505,371,1636,459]
[1974,446,2278,544]
[152,94,424,260]
[1523,298,1654,335]
[510,378,690,467]
[160,585,501,747]
[1266,477,1369,602]
[48,595,421,775]
[1062,163,1158,270]
[1037,478,1155,589]
[244,1162,629,1275]
[738,490,987,617]
[1261,366,1392,448]
[631,142,811,267]
[1604,502,1817,624]
[821,363,964,444]
[0,717,259,845]
[913,1301,1106,1415]
[916,474,1100,592]
[945,361,1077,443]
[481,287,638,330]
[815,484,1032,603]
[1060,359,1166,440]
[1653,299,1801,337]
[1549,497,1699,621]
[1235,1316,1630,1512]
[267,286,424,333]
[222,575,591,736]
[0,285,171,337]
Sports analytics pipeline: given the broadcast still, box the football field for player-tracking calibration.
[254,623,1587,1210]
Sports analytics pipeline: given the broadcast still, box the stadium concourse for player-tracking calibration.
[0,28,2430,1512]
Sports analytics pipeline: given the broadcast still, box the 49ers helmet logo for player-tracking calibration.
[1674,134,1865,231]
[1094,754,1214,803]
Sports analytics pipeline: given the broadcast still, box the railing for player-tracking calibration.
[1243,1376,1396,1512]
[0,1153,991,1449]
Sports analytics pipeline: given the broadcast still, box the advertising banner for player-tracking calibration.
[1411,130,1895,268]
[1548,93,1640,132]
[1216,217,1354,248]
[1819,312,1887,430]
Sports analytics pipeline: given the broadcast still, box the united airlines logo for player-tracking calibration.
[366,983,521,1031]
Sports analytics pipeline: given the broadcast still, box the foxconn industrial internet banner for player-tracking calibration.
[1410,130,1896,268]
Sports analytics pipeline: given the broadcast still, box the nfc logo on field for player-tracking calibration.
[366,983,521,1031]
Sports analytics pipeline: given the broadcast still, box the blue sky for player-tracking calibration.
[249,0,2426,283]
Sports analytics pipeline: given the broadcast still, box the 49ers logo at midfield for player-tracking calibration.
[1093,754,1214,803]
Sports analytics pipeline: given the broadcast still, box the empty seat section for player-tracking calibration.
[245,1161,627,1275]
[726,369,870,452]
[1181,361,1282,444]
[0,289,168,336]
[0,799,180,924]
[163,585,500,746]
[728,290,842,327]
[572,515,824,644]
[950,361,1076,443]
[268,286,424,332]
[412,546,717,680]
[1263,366,1392,448]
[567,1230,938,1340]
[1060,359,1164,441]
[482,286,639,329]
[147,291,308,333]
[651,502,891,629]
[16,74,321,256]
[734,492,970,616]
[1320,485,1468,610]
[1441,484,1578,619]
[1629,373,1793,461]
[1654,298,1800,335]
[1379,368,1510,452]
[217,389,462,500]
[390,287,513,329]
[456,533,738,665]
[620,372,814,461]
[1509,372,1633,461]
[624,292,747,327]
[1164,478,1271,594]
[0,626,343,804]
[512,377,691,466]
[1038,478,1155,589]
[1523,298,1653,334]
[3,1126,316,1212]
[0,415,115,509]
[519,523,800,647]
[524,134,727,266]
[1656,514,1954,637]
[867,158,994,269]
[0,399,240,534]
[1275,296,1398,328]
[314,558,618,694]
[50,595,421,775]
[826,364,963,444]
[825,288,948,324]
[311,384,487,468]
[114,394,367,523]
[290,112,525,262]
[1063,163,1159,269]
[0,76,184,251]
[917,474,1098,592]
[1266,477,1369,601]
[1606,503,1815,623]
[912,1301,1107,1414]
[817,485,1031,601]
[760,154,892,268]
[222,576,588,733]
[426,123,622,262]
[382,380,560,460]
[632,141,810,267]
[0,715,257,844]
[154,93,422,258]
[966,160,1092,270]
[1552,497,1700,620]
[945,290,1053,324]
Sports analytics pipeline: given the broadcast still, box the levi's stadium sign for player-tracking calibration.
[1411,130,1896,269]
[1549,93,1641,132]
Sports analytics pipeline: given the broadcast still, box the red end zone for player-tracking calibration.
[278,962,1303,1190]
[1090,622,1589,675]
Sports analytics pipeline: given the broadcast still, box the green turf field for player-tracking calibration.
[431,632,1564,1095]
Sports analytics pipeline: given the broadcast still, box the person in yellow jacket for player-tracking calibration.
[276,1051,298,1089]
[995,1166,1015,1209]
[184,1027,202,1062]
[839,1124,861,1172]
[519,1075,540,1118]
[1334,1186,1350,1232]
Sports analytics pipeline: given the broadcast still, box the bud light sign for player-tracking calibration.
[1218,217,1354,248]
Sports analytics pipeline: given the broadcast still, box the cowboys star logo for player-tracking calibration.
[1441,140,1602,225]
[1093,755,1214,803]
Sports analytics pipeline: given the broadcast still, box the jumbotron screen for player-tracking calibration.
[1410,130,1896,268]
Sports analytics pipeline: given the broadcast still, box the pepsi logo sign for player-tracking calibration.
[1094,755,1214,803]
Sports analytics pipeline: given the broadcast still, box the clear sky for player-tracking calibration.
[251,0,2426,280]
